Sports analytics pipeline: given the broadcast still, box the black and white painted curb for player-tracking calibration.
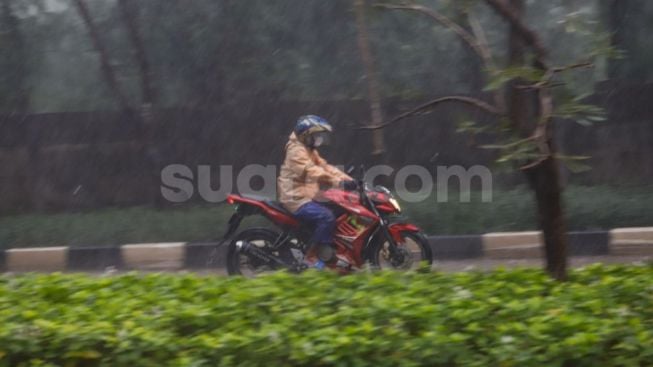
[1,227,651,272]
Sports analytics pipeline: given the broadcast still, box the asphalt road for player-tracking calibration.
[128,255,652,276]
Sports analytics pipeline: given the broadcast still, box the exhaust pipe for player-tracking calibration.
[235,241,288,268]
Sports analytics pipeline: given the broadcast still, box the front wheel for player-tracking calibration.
[370,231,433,270]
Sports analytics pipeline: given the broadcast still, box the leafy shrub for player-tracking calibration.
[0,264,652,366]
[1,185,652,248]
[404,185,653,235]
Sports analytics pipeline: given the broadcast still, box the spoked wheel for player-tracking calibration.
[370,231,433,270]
[226,228,285,277]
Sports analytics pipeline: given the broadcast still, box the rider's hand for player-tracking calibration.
[341,180,358,191]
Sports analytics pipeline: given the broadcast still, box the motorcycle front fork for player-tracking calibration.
[378,220,401,257]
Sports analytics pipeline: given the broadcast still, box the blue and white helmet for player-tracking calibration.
[294,115,333,148]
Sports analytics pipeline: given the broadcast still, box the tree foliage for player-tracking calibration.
[2,0,650,113]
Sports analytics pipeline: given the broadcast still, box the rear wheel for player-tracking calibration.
[370,231,433,270]
[226,228,285,276]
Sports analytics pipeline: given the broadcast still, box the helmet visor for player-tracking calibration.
[312,131,332,147]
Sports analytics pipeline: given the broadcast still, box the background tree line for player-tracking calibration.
[1,0,652,114]
[1,0,653,280]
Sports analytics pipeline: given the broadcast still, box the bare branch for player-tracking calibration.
[515,82,565,90]
[518,62,594,90]
[520,156,548,170]
[551,61,594,74]
[483,0,548,63]
[358,96,501,130]
[518,135,549,169]
[467,10,495,69]
[466,9,506,112]
[375,3,494,70]
[73,0,132,113]
[118,0,156,108]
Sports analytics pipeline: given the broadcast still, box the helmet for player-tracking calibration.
[294,115,333,148]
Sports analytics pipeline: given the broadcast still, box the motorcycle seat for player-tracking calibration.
[239,194,295,217]
[263,200,295,217]
[241,194,269,202]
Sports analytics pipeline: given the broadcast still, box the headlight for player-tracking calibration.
[389,198,401,213]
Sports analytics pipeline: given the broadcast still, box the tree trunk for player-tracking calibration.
[1,0,41,209]
[0,0,28,112]
[73,0,132,113]
[117,0,167,207]
[354,0,386,156]
[605,0,629,79]
[507,0,568,280]
[525,154,568,281]
[506,0,532,135]
[117,0,155,114]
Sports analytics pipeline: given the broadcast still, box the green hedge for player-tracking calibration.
[1,185,652,248]
[403,185,653,235]
[1,265,652,366]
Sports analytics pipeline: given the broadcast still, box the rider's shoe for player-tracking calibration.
[304,257,326,270]
[303,244,327,270]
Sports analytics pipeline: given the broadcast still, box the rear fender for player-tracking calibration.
[223,212,244,240]
[226,194,300,229]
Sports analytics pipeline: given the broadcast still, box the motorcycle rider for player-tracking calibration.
[277,115,355,269]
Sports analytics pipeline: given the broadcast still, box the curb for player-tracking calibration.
[122,243,186,270]
[0,227,651,272]
[6,247,68,272]
[483,231,543,259]
[610,227,653,256]
[479,230,613,259]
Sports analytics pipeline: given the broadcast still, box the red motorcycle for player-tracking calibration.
[220,170,432,276]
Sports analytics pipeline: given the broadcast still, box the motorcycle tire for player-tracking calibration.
[369,231,433,270]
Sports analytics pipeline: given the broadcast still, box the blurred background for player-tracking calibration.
[0,0,651,247]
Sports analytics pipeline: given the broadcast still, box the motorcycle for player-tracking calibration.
[219,168,432,276]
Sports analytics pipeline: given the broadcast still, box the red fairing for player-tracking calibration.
[316,189,377,219]
[226,194,300,227]
[376,203,396,214]
[366,191,398,214]
[332,214,377,267]
[367,191,389,202]
[388,222,421,243]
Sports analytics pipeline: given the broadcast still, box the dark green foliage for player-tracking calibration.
[404,185,653,235]
[0,0,30,112]
[0,265,652,366]
[0,186,651,248]
[1,0,652,113]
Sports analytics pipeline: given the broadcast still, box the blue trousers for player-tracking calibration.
[294,201,336,244]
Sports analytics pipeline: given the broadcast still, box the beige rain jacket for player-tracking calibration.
[277,132,351,213]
